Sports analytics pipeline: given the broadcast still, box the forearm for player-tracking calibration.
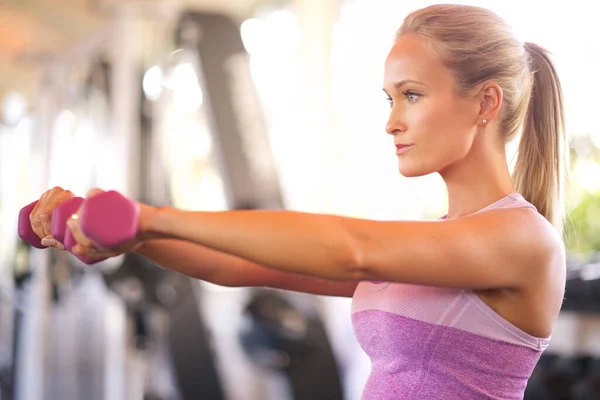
[142,207,362,281]
[135,239,242,284]
[135,239,358,297]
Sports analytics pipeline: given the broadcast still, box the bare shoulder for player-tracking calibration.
[511,208,564,262]
[471,208,566,337]
[482,207,566,280]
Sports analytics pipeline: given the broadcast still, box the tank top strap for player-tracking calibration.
[474,193,537,215]
[440,193,537,220]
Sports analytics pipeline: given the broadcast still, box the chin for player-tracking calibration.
[397,162,432,178]
[398,170,427,178]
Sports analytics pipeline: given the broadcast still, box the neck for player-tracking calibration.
[440,141,516,219]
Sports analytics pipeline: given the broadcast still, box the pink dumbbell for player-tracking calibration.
[18,201,45,249]
[79,190,140,249]
[19,190,138,251]
[52,191,139,264]
[17,191,137,265]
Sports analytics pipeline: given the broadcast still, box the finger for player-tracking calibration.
[56,189,75,204]
[72,244,119,260]
[29,190,50,239]
[32,207,54,240]
[41,235,66,250]
[66,214,103,250]
[41,190,74,238]
[30,188,75,239]
[86,188,105,199]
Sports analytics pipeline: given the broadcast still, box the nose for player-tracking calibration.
[385,109,406,136]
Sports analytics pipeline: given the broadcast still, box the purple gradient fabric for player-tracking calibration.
[351,193,549,399]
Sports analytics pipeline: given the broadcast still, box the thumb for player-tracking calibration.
[40,235,66,250]
[86,188,105,199]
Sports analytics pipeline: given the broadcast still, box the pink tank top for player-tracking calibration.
[351,193,548,399]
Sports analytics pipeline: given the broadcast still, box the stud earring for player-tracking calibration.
[482,119,488,124]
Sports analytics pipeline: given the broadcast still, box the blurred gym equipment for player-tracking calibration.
[137,11,345,400]
[5,5,348,400]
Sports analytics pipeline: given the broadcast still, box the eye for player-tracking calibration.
[386,96,394,108]
[402,91,421,103]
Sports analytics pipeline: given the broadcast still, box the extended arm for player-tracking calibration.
[136,206,561,290]
[136,239,358,297]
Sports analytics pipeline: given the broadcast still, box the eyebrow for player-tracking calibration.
[383,79,427,94]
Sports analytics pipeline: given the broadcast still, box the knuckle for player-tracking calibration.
[60,189,74,198]
[38,192,50,203]
[40,209,52,222]
[30,212,41,226]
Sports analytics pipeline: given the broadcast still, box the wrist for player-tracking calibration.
[138,203,166,241]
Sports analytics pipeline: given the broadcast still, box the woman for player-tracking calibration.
[29,4,567,399]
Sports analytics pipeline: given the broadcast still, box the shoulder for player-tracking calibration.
[494,207,563,254]
[469,207,566,279]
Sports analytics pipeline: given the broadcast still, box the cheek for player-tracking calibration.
[398,99,472,175]
[409,98,460,149]
[419,97,471,146]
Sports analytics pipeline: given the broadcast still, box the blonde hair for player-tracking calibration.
[398,4,569,236]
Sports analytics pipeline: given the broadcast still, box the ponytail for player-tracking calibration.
[512,42,569,237]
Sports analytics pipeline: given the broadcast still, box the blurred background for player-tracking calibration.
[0,0,598,399]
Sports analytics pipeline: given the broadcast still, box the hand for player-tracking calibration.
[30,186,75,250]
[64,188,148,261]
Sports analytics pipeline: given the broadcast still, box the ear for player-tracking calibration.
[475,82,503,126]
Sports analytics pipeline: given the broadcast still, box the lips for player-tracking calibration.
[395,144,413,155]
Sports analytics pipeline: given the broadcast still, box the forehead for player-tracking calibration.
[384,33,453,88]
